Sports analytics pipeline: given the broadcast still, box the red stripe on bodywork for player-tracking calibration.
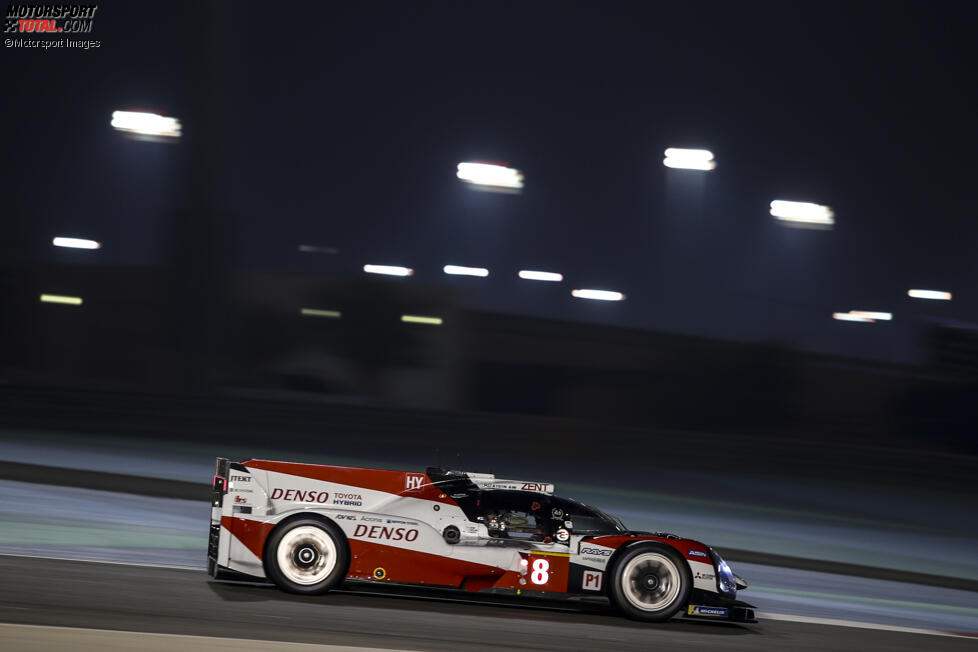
[348,538,502,588]
[584,535,708,563]
[241,460,457,505]
[347,540,569,593]
[222,515,276,560]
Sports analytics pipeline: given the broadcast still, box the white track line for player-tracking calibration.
[759,612,976,639]
[0,622,410,651]
[0,551,204,572]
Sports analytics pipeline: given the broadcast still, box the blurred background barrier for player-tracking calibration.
[3,264,977,455]
[1,383,976,493]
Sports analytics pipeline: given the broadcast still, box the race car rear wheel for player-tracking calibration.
[609,544,691,622]
[265,518,349,595]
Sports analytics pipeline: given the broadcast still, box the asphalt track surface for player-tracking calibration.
[2,556,977,652]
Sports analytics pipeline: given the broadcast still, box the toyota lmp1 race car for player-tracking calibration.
[208,458,755,623]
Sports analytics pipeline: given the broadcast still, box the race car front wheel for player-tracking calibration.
[265,518,350,595]
[609,544,691,622]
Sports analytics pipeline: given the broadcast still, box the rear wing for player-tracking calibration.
[464,471,555,495]
[425,467,556,494]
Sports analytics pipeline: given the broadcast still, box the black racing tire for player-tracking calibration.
[264,518,350,595]
[608,543,692,622]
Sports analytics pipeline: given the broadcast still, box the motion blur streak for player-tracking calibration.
[363,264,413,277]
[401,314,443,325]
[109,111,182,138]
[572,289,625,301]
[834,312,874,322]
[443,265,489,277]
[300,308,341,318]
[52,237,101,250]
[39,294,83,306]
[518,270,563,282]
[908,289,952,300]
[849,311,893,321]
[770,200,835,225]
[456,162,524,190]
[663,148,716,170]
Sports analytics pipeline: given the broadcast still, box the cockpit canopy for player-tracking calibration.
[426,467,625,542]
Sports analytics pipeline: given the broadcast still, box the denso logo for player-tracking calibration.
[270,488,330,503]
[580,547,612,556]
[353,524,419,542]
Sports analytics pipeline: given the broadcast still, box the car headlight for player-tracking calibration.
[708,547,737,596]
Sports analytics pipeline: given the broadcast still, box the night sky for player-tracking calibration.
[6,1,977,363]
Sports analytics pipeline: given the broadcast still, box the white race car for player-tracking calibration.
[208,457,753,622]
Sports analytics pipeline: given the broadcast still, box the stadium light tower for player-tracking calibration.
[364,264,414,277]
[443,265,489,277]
[572,289,625,301]
[833,310,893,323]
[111,110,182,139]
[456,161,524,192]
[908,289,951,301]
[663,148,716,171]
[53,237,101,250]
[770,200,835,227]
[833,312,873,322]
[848,311,892,321]
[40,294,83,306]
[519,270,563,282]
